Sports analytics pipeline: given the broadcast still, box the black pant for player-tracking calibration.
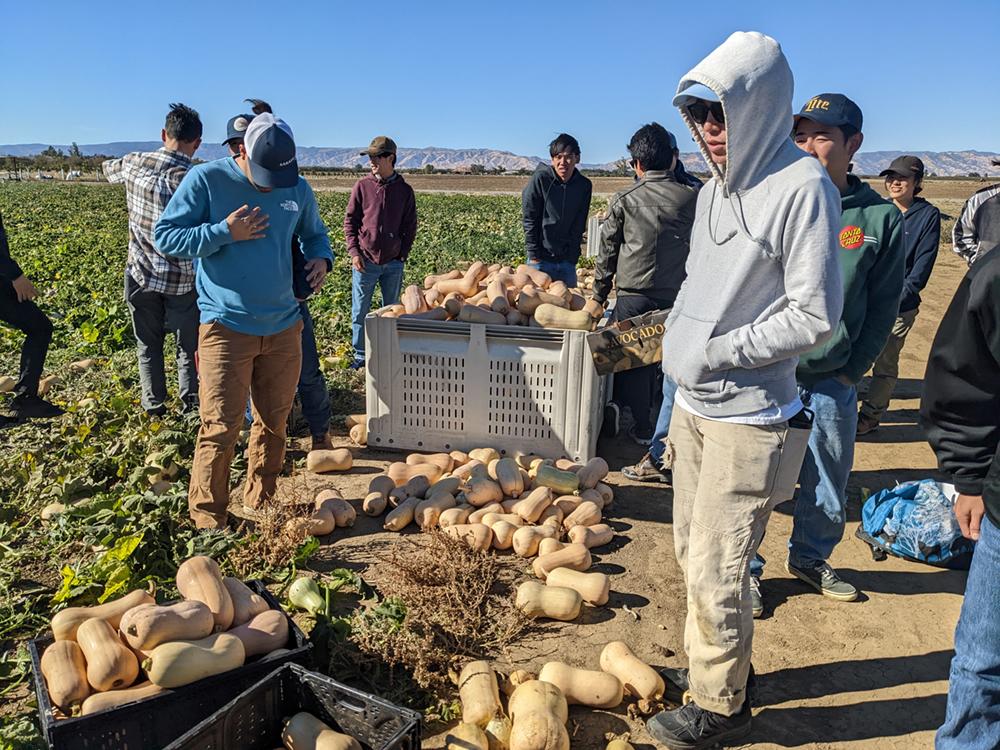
[611,293,670,432]
[0,282,53,397]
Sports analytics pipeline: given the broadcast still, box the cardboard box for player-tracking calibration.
[586,309,669,375]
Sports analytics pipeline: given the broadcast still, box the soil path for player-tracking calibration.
[269,245,970,749]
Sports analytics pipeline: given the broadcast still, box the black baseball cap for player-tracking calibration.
[795,94,863,132]
[223,113,254,145]
[880,155,925,179]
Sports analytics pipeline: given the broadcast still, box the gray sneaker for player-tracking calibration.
[622,452,671,483]
[785,560,859,602]
[750,574,763,618]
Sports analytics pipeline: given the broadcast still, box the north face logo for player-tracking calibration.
[281,200,299,212]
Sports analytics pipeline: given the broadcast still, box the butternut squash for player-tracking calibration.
[315,492,356,527]
[425,269,463,288]
[368,474,395,498]
[363,492,388,516]
[491,520,519,550]
[176,556,234,632]
[567,523,613,549]
[76,618,139,692]
[583,298,605,319]
[452,459,484,482]
[511,525,559,557]
[481,512,524,528]
[532,544,592,580]
[468,502,504,524]
[403,474,432,499]
[516,265,553,289]
[223,578,269,627]
[501,669,537,697]
[487,277,510,314]
[537,661,623,708]
[384,496,421,531]
[554,458,581,473]
[595,482,615,507]
[41,640,90,712]
[282,712,361,750]
[80,681,165,715]
[506,309,527,326]
[568,293,587,312]
[508,680,568,723]
[508,681,569,750]
[306,449,353,473]
[345,413,366,428]
[469,447,501,464]
[598,641,665,701]
[466,477,503,507]
[533,466,579,495]
[228,609,288,658]
[578,488,606,510]
[495,458,524,498]
[406,452,455,472]
[562,501,602,531]
[427,476,462,497]
[459,660,502,727]
[546,568,610,606]
[51,588,156,642]
[387,461,443,487]
[552,495,582,517]
[450,450,471,467]
[460,304,507,325]
[446,723,489,750]
[143,633,245,688]
[576,457,609,489]
[536,505,564,528]
[121,601,215,650]
[533,304,593,331]
[547,281,570,301]
[388,487,409,508]
[424,287,443,308]
[401,284,429,314]
[443,523,494,552]
[285,507,335,538]
[415,492,457,529]
[516,581,581,621]
[537,538,565,557]
[439,505,473,527]
[444,293,465,317]
[486,716,513,750]
[510,487,553,523]
[400,307,448,321]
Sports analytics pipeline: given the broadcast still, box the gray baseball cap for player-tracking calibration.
[244,113,298,189]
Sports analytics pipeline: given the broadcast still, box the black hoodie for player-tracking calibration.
[920,246,1000,526]
[521,165,593,263]
[0,212,25,285]
[897,197,941,313]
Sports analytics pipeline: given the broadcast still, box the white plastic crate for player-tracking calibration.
[364,315,608,461]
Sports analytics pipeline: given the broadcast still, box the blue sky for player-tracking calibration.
[3,0,996,162]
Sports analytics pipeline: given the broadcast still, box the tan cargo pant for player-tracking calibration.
[188,319,303,529]
[859,307,919,421]
[665,404,811,715]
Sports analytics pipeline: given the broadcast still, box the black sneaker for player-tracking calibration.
[750,574,764,618]
[348,358,366,371]
[602,401,620,438]
[622,452,671,484]
[0,414,20,430]
[647,698,751,750]
[661,664,757,707]
[11,394,65,419]
[145,405,168,418]
[785,560,859,602]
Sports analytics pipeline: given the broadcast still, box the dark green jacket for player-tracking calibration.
[797,175,904,385]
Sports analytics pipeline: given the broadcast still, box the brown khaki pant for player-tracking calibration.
[188,319,303,529]
[665,405,811,715]
[859,307,920,421]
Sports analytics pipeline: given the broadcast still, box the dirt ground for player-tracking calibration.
[253,239,972,749]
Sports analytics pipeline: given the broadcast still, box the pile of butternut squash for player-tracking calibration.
[39,556,291,718]
[372,262,605,331]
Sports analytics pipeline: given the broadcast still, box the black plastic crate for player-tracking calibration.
[165,663,421,750]
[30,580,312,750]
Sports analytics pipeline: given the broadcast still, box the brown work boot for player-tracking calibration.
[311,432,334,451]
[856,413,880,436]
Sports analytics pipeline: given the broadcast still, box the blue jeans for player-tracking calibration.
[351,259,405,358]
[650,375,678,467]
[297,303,330,437]
[936,515,1000,749]
[526,258,577,287]
[750,376,856,577]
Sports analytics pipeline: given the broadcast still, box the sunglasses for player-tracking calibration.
[687,100,725,126]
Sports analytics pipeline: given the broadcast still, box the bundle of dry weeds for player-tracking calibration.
[350,531,527,694]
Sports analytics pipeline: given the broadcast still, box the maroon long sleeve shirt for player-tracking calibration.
[343,173,418,264]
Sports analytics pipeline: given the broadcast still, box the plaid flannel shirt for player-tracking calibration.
[103,148,196,295]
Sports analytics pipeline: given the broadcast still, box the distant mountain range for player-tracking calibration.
[2,141,998,177]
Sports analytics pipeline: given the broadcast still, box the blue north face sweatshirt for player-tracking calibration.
[154,158,333,336]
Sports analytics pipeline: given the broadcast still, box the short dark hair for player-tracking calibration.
[165,103,202,143]
[245,98,272,115]
[837,124,860,143]
[627,123,674,171]
[549,133,581,158]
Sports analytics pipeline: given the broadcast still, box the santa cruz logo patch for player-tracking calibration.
[839,225,864,249]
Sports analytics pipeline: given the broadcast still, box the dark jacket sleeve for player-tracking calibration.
[920,255,1000,495]
[343,182,364,258]
[592,196,623,304]
[900,207,941,312]
[840,212,905,383]
[522,174,544,260]
[569,178,593,259]
[0,212,24,283]
[399,185,417,261]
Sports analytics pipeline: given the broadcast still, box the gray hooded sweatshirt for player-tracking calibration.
[662,31,844,419]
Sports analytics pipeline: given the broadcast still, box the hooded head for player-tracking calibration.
[673,31,794,193]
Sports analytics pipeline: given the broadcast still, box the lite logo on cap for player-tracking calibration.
[244,113,299,189]
[803,97,831,113]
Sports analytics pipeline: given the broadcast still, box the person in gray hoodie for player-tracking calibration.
[646,32,843,750]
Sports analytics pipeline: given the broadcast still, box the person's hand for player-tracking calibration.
[351,255,365,273]
[12,275,38,302]
[955,494,986,541]
[226,205,268,242]
[305,258,328,290]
